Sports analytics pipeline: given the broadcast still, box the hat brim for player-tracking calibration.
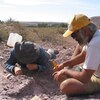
[63,30,74,38]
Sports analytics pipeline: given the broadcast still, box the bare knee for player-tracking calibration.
[59,79,86,95]
[60,80,71,94]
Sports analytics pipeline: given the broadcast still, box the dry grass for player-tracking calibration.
[0,22,75,46]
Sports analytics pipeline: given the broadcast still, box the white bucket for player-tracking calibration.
[7,33,22,47]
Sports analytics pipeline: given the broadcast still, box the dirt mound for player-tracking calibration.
[0,39,100,100]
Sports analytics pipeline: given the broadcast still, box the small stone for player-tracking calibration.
[6,73,12,79]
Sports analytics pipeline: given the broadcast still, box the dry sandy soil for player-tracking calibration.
[0,37,100,100]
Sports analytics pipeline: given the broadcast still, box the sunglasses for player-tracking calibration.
[71,30,79,39]
[71,29,85,39]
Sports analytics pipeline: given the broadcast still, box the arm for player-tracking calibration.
[54,68,95,83]
[58,47,86,70]
[64,49,86,67]
[63,68,94,83]
[26,64,48,72]
[71,44,83,59]
[4,49,17,74]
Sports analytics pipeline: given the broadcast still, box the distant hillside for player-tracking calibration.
[20,21,67,27]
[20,17,100,28]
[91,16,100,28]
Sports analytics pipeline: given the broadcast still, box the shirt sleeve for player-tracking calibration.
[4,48,17,73]
[82,45,87,51]
[83,45,100,70]
[37,64,49,72]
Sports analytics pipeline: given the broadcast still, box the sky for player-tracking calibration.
[0,0,100,22]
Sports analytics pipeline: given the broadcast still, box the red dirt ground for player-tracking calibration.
[0,37,100,100]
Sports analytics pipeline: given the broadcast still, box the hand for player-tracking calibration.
[26,64,38,70]
[14,67,23,75]
[53,69,66,81]
[58,63,64,71]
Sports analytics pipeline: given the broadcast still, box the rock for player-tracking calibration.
[31,95,42,100]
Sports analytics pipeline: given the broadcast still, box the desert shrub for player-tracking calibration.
[0,30,8,41]
[0,21,29,41]
[12,22,28,40]
[0,20,69,45]
[0,20,4,24]
[25,27,68,45]
[38,23,48,27]
[5,17,14,24]
[50,23,68,27]
[0,24,10,40]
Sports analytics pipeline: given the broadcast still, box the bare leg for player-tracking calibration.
[58,46,86,95]
[60,78,88,96]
